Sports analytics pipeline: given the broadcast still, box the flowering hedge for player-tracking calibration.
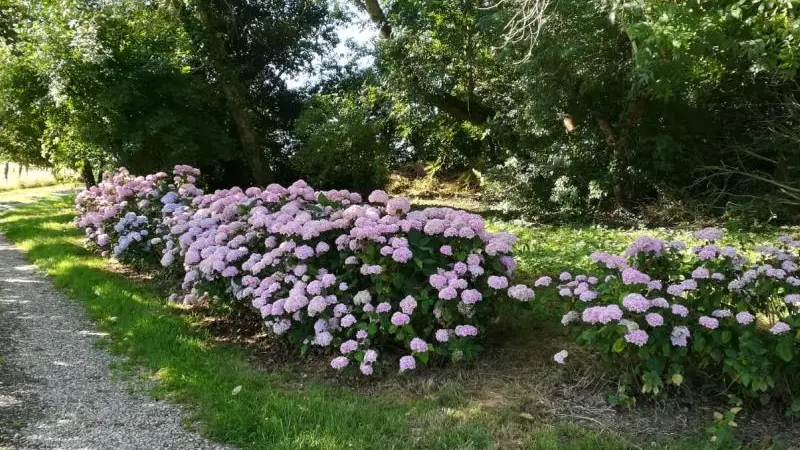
[76,166,535,375]
[549,228,800,410]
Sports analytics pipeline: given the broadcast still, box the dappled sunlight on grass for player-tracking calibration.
[488,220,800,279]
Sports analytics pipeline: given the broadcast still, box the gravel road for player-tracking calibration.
[0,234,234,450]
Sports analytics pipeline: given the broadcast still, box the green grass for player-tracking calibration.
[0,193,750,450]
[489,220,798,278]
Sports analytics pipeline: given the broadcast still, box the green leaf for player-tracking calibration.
[777,339,793,362]
[612,337,626,353]
[317,192,334,207]
[721,330,732,344]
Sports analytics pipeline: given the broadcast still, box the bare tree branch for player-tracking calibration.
[490,0,553,60]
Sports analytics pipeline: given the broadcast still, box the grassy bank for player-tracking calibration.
[0,192,743,450]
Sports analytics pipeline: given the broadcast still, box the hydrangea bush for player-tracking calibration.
[76,166,535,375]
[75,165,202,265]
[551,228,800,410]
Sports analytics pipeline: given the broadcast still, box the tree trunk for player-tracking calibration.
[82,159,96,189]
[4,162,8,181]
[176,0,271,185]
[220,83,270,185]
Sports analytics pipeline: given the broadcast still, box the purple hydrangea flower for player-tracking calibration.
[622,293,650,313]
[454,324,479,337]
[340,339,359,354]
[671,304,689,317]
[625,329,649,347]
[508,284,535,301]
[695,227,723,242]
[553,350,568,364]
[770,321,791,335]
[622,268,651,285]
[399,355,416,372]
[410,338,428,353]
[645,313,664,327]
[712,309,732,318]
[488,276,509,289]
[735,311,754,325]
[391,312,410,326]
[691,267,710,279]
[330,356,349,370]
[671,326,690,347]
[698,316,719,329]
[461,289,482,304]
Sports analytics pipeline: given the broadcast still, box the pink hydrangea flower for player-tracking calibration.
[438,287,458,300]
[645,313,664,327]
[368,190,389,204]
[507,284,535,301]
[399,295,417,314]
[399,355,416,372]
[330,356,349,370]
[410,338,428,352]
[622,293,650,313]
[340,340,359,354]
[391,312,411,326]
[625,329,649,346]
[454,325,479,337]
[770,321,791,335]
[735,311,754,325]
[671,326,690,347]
[698,316,719,329]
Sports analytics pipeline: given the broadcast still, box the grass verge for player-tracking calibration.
[0,193,723,450]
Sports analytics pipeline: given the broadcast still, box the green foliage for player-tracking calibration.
[293,84,393,192]
[0,0,336,187]
[287,0,800,222]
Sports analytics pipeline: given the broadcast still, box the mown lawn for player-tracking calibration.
[0,191,785,450]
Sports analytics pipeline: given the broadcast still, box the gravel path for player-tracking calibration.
[0,235,234,450]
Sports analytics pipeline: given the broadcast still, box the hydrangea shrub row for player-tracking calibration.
[547,228,800,409]
[76,166,535,374]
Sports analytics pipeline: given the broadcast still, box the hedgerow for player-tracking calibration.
[549,229,800,412]
[76,166,534,374]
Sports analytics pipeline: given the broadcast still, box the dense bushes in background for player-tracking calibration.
[550,228,800,412]
[76,166,534,374]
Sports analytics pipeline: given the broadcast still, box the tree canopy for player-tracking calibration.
[0,0,798,222]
